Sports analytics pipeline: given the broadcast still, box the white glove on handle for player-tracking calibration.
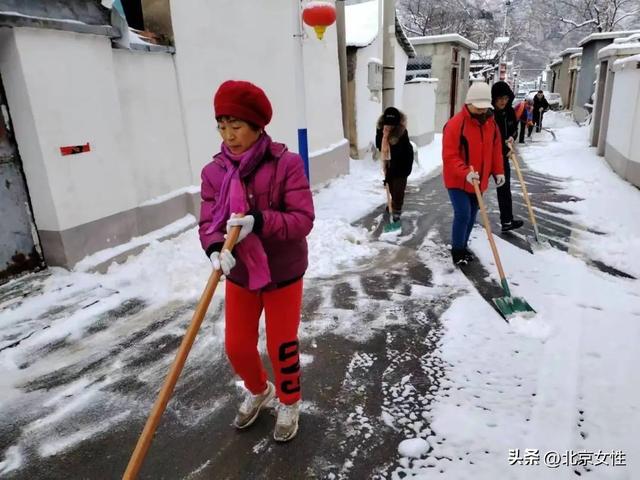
[210,249,236,276]
[495,174,506,187]
[466,171,480,185]
[226,214,254,244]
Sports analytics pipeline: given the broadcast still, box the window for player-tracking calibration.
[461,57,466,79]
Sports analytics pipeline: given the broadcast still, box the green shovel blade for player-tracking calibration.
[383,220,401,233]
[493,278,536,319]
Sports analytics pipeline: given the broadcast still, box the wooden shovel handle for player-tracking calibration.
[508,144,538,232]
[469,167,507,282]
[123,224,243,479]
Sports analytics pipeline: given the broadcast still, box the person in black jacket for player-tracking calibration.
[491,81,523,232]
[376,107,413,222]
[533,90,550,133]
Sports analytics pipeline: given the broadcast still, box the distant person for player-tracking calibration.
[375,107,413,224]
[533,90,550,133]
[442,82,505,266]
[515,98,534,143]
[491,81,524,232]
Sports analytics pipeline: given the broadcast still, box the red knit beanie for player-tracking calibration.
[213,80,273,128]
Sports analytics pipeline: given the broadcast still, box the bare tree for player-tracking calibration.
[552,0,640,34]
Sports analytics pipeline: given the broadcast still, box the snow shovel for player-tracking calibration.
[123,224,243,480]
[470,167,535,319]
[507,144,550,249]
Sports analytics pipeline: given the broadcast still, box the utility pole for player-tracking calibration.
[382,0,395,109]
[292,0,310,179]
[336,0,349,139]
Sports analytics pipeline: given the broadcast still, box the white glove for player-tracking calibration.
[226,214,254,244]
[466,171,480,185]
[209,249,236,276]
[495,174,506,187]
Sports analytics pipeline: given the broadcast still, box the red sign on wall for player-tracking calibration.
[60,143,91,156]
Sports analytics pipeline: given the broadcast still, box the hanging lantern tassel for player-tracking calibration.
[302,1,337,40]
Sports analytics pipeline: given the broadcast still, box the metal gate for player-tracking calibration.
[0,75,43,283]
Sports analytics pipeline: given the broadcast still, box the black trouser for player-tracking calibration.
[533,110,544,132]
[386,176,408,215]
[519,121,527,143]
[496,154,513,224]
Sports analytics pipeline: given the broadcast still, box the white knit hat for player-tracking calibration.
[465,82,493,109]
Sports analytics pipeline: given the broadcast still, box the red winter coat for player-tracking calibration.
[199,141,315,290]
[442,106,504,194]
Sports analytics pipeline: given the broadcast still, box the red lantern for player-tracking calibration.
[302,1,336,40]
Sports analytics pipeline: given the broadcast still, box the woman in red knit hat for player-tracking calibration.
[199,80,315,442]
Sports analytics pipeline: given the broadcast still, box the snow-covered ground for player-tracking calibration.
[2,114,640,478]
[389,113,640,479]
[0,138,443,476]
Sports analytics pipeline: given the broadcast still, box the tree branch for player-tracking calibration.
[559,17,598,28]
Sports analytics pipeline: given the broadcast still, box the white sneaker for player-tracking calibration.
[233,381,275,429]
[273,400,300,442]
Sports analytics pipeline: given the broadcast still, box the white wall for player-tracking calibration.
[394,42,408,108]
[607,65,640,163]
[354,42,383,154]
[303,21,345,152]
[170,0,345,183]
[0,28,137,231]
[112,49,191,204]
[0,28,57,229]
[403,80,437,141]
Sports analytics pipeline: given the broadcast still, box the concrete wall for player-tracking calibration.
[0,2,349,268]
[170,0,347,186]
[402,79,437,146]
[550,65,561,93]
[394,41,408,109]
[353,42,383,157]
[557,55,572,108]
[605,58,640,188]
[413,42,470,132]
[0,27,194,266]
[574,40,610,122]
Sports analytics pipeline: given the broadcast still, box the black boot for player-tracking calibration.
[451,248,468,266]
[463,248,475,262]
[501,219,524,232]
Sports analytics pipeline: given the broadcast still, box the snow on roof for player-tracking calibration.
[570,52,582,59]
[470,49,499,61]
[598,34,640,59]
[613,53,640,67]
[559,47,582,57]
[578,30,640,47]
[345,0,378,48]
[410,34,478,50]
[395,17,416,58]
[345,1,415,57]
[406,77,439,84]
[549,58,563,68]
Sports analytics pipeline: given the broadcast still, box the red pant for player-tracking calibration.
[224,279,303,405]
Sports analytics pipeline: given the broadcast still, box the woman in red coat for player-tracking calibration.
[442,82,505,266]
[199,80,314,441]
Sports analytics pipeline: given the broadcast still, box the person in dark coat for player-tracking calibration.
[375,107,414,222]
[491,81,523,232]
[533,90,550,133]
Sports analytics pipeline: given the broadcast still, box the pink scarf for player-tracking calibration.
[206,134,272,290]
